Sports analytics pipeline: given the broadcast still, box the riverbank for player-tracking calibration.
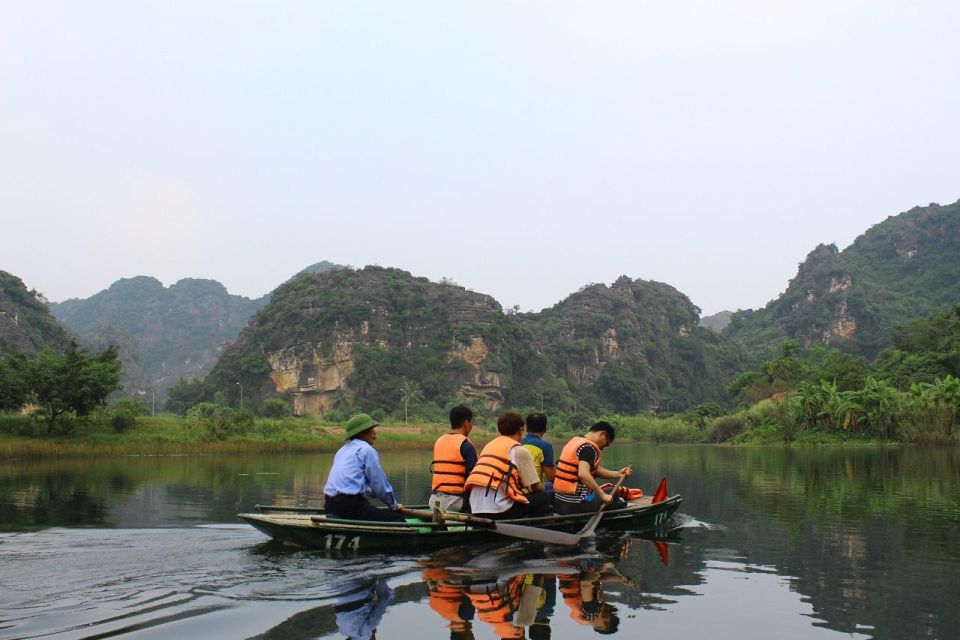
[0,415,464,458]
[0,411,915,459]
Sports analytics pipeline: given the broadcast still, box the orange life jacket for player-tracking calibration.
[431,433,473,494]
[553,436,601,494]
[464,436,529,504]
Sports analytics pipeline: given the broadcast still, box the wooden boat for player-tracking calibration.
[238,494,682,551]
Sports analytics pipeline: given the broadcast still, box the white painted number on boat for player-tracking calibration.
[324,534,360,550]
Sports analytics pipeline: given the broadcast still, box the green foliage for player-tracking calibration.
[165,378,212,415]
[688,402,726,429]
[0,271,73,357]
[185,403,255,441]
[22,341,122,433]
[107,397,149,433]
[706,414,746,442]
[726,201,960,360]
[259,398,290,418]
[111,397,150,416]
[0,353,31,411]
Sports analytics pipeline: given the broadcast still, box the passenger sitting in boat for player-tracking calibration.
[428,405,478,513]
[522,412,555,491]
[553,421,633,515]
[323,413,406,522]
[465,412,553,520]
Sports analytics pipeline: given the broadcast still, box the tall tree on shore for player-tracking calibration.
[28,340,122,433]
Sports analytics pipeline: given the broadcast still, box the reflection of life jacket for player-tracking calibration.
[431,433,472,494]
[553,436,601,494]
[465,436,529,504]
[466,575,525,639]
[423,569,471,630]
[559,574,603,624]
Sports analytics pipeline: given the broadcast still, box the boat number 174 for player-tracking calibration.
[324,534,360,550]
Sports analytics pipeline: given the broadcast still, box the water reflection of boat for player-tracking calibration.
[238,495,682,551]
[419,535,642,639]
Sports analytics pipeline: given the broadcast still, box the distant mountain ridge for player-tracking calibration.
[49,276,265,400]
[49,261,344,401]
[724,199,960,358]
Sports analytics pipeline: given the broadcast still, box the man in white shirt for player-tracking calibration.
[466,412,552,519]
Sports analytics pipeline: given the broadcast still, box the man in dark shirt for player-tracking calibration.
[429,405,479,512]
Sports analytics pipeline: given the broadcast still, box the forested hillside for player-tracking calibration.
[169,268,747,418]
[0,271,72,357]
[725,200,960,359]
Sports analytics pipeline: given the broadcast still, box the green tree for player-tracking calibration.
[29,340,122,433]
[399,378,424,424]
[260,398,289,418]
[109,398,147,433]
[0,353,31,411]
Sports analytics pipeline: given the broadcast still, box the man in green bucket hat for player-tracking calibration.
[322,413,406,522]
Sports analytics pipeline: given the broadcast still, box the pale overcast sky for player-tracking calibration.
[2,2,958,315]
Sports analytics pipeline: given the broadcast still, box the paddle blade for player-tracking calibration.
[494,522,581,546]
[652,477,668,504]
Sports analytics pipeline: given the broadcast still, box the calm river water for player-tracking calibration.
[1,444,958,640]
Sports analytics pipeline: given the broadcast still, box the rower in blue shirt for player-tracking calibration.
[323,413,406,522]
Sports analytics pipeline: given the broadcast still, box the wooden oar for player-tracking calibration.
[575,472,630,539]
[401,507,581,546]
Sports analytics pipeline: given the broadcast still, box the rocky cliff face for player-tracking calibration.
[204,267,745,417]
[0,271,72,357]
[210,267,515,416]
[526,275,742,413]
[725,199,960,358]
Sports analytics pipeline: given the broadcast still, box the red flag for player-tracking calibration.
[652,477,668,503]
[654,540,670,566]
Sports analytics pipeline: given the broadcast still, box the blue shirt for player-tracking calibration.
[323,439,398,508]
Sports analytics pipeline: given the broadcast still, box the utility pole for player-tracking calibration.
[236,381,243,412]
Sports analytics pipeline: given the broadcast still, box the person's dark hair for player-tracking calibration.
[497,412,524,437]
[589,420,615,443]
[525,412,548,434]
[593,604,619,635]
[450,405,473,429]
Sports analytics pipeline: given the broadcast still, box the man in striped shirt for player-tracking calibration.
[552,421,632,515]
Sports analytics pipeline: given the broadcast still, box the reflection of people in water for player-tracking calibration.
[465,573,527,639]
[525,576,556,640]
[421,536,637,639]
[424,568,476,640]
[424,567,540,640]
[558,559,632,634]
[334,578,394,640]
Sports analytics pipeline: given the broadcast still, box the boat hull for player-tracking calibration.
[238,495,682,551]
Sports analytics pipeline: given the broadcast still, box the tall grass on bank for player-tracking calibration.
[0,413,459,458]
